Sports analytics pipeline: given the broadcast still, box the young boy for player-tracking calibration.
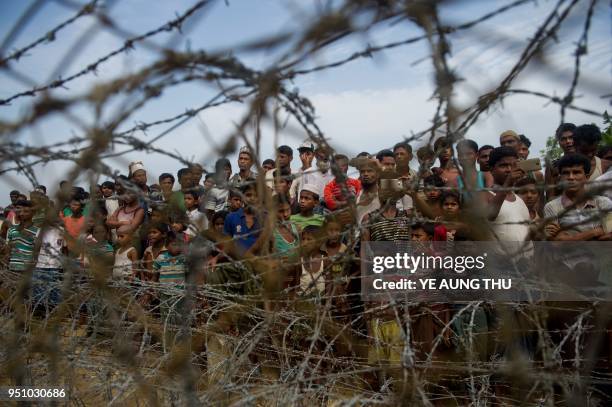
[227,190,243,213]
[113,230,138,281]
[290,185,324,229]
[153,233,188,328]
[33,213,66,309]
[298,225,325,297]
[516,177,541,221]
[184,189,208,238]
[5,200,40,273]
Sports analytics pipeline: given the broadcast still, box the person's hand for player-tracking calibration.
[544,223,561,238]
[597,231,612,240]
[505,168,523,187]
[592,226,605,239]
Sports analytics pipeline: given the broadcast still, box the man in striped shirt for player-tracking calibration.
[5,200,40,273]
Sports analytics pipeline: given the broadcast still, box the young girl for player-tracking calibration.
[142,223,169,281]
[81,223,114,270]
[113,230,138,281]
[298,225,325,298]
[434,191,465,241]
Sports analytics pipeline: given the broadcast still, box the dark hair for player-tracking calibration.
[433,137,451,151]
[302,225,321,236]
[393,142,412,154]
[457,139,478,154]
[215,158,232,172]
[277,145,293,157]
[177,168,190,180]
[376,149,395,161]
[299,188,320,202]
[515,177,536,189]
[10,190,20,196]
[440,190,461,206]
[35,185,47,193]
[15,199,33,207]
[423,174,445,188]
[518,134,531,148]
[184,189,200,199]
[101,181,115,190]
[598,145,612,159]
[240,183,257,194]
[149,222,170,235]
[417,146,435,159]
[212,210,228,224]
[274,194,291,206]
[228,189,242,199]
[557,153,591,175]
[159,173,175,183]
[574,124,601,146]
[272,167,291,178]
[204,173,214,181]
[477,145,494,154]
[334,154,349,161]
[488,146,518,169]
[412,221,435,237]
[356,151,370,158]
[262,158,275,167]
[555,123,576,140]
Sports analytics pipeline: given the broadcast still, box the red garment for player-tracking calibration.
[323,178,361,210]
[433,224,447,241]
[60,213,86,239]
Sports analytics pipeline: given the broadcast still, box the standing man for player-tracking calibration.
[266,145,293,192]
[230,146,257,188]
[573,124,610,181]
[289,141,315,201]
[477,145,494,173]
[545,123,577,201]
[353,157,381,227]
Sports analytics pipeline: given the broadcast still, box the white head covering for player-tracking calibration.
[128,161,146,176]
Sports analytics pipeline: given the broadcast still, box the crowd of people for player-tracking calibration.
[1,122,611,395]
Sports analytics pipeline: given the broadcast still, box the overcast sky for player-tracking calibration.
[0,0,609,202]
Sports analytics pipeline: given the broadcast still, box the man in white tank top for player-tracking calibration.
[485,147,532,244]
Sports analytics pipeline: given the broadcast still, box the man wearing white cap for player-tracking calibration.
[128,160,150,216]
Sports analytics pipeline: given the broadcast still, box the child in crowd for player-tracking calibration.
[516,177,541,221]
[211,211,228,235]
[100,181,119,220]
[142,222,170,280]
[422,174,445,219]
[113,230,138,281]
[33,213,66,309]
[434,191,464,241]
[184,189,208,238]
[227,189,243,213]
[290,185,324,229]
[321,218,350,316]
[153,233,187,329]
[298,225,325,298]
[61,197,86,253]
[81,223,114,271]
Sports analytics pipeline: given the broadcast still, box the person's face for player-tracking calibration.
[148,228,163,244]
[491,156,517,185]
[576,143,598,160]
[190,168,203,185]
[180,173,195,189]
[223,165,232,180]
[560,164,587,194]
[500,136,518,151]
[457,147,476,167]
[316,152,330,172]
[274,178,290,195]
[558,131,575,154]
[380,156,395,171]
[132,170,147,187]
[184,194,197,210]
[213,217,225,233]
[159,177,174,194]
[424,184,441,202]
[171,222,184,233]
[238,153,253,171]
[299,150,314,168]
[151,210,164,224]
[438,146,452,162]
[262,162,274,172]
[243,189,257,206]
[411,228,431,242]
[123,192,137,205]
[394,147,412,163]
[518,184,539,209]
[442,197,460,218]
[117,232,131,246]
[167,240,182,256]
[277,203,292,222]
[326,222,341,244]
[16,205,33,222]
[93,225,108,242]
[101,186,114,198]
[517,143,529,160]
[276,153,292,168]
[229,196,242,211]
[360,167,378,187]
[10,193,19,205]
[477,148,493,171]
[336,159,349,174]
[204,177,214,190]
[299,191,317,212]
[69,200,82,214]
[301,232,317,253]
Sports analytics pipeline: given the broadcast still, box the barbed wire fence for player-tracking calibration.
[0,0,610,405]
